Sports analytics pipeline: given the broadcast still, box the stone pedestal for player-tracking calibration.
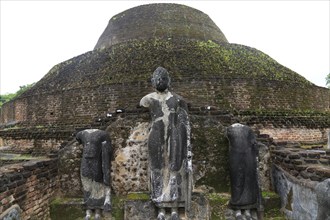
[0,205,22,220]
[124,200,157,220]
[124,192,210,220]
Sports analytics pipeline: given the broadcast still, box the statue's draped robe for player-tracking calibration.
[140,91,192,208]
[76,129,112,211]
[226,124,259,210]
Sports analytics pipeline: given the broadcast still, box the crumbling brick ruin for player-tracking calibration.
[0,3,329,219]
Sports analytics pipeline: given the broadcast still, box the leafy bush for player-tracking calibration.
[0,83,35,107]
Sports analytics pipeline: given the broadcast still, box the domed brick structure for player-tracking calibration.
[94,3,228,49]
[0,3,329,193]
[1,3,328,129]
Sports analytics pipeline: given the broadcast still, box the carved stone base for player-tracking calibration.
[0,204,22,220]
[224,208,260,220]
[124,192,210,220]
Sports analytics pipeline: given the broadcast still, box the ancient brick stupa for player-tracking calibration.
[1,3,328,130]
[1,0,329,199]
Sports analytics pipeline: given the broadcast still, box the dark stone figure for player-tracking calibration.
[76,129,112,220]
[226,123,263,220]
[140,67,192,220]
[315,179,330,220]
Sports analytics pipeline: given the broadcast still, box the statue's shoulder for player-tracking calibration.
[141,92,157,102]
[140,92,158,107]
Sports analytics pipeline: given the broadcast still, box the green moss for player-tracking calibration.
[197,40,220,49]
[206,192,285,220]
[191,116,230,192]
[262,191,279,199]
[50,197,84,220]
[0,154,45,161]
[50,195,127,220]
[13,36,328,117]
[108,193,150,219]
[126,192,150,200]
[207,193,230,205]
[193,40,312,85]
[300,143,329,149]
[262,191,285,219]
[95,3,228,50]
[27,38,314,91]
[3,126,20,131]
[50,197,64,205]
[49,192,284,220]
[111,195,125,220]
[50,197,83,205]
[3,34,328,141]
[207,193,230,219]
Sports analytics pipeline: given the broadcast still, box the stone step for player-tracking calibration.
[50,198,85,220]
[124,192,209,220]
[50,191,283,220]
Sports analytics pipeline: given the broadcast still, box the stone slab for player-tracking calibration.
[0,204,22,220]
[124,192,210,220]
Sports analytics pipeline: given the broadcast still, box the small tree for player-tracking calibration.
[16,83,36,96]
[0,83,35,107]
[326,73,330,88]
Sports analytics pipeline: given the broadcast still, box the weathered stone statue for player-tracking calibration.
[76,129,112,220]
[140,67,192,220]
[226,123,263,220]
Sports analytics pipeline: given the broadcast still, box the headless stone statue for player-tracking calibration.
[140,67,192,220]
[226,123,263,220]
[76,129,112,220]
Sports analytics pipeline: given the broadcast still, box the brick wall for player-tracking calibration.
[1,79,329,130]
[259,128,330,144]
[1,40,329,130]
[271,147,330,182]
[0,127,74,155]
[1,138,63,154]
[0,158,58,219]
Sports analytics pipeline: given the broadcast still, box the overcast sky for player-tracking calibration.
[1,1,329,95]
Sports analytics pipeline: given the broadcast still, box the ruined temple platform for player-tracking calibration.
[124,192,210,220]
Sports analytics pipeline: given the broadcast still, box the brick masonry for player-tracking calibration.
[0,39,329,131]
[259,128,330,144]
[271,146,330,182]
[1,138,63,155]
[0,158,58,219]
[0,4,329,218]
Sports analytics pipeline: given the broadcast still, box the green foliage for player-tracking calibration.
[0,83,35,107]
[326,73,330,88]
[16,83,36,96]
[0,93,16,107]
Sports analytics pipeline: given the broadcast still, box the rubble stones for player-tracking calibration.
[271,147,330,182]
